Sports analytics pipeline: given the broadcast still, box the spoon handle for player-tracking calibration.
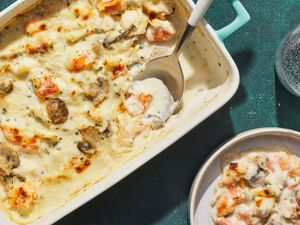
[174,0,214,55]
[189,0,214,26]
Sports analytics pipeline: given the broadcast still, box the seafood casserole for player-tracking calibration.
[211,150,300,225]
[0,0,180,223]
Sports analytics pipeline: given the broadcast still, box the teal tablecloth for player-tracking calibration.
[0,0,300,224]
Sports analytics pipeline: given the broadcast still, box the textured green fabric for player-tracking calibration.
[0,0,300,224]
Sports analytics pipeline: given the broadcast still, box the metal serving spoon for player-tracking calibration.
[135,0,214,111]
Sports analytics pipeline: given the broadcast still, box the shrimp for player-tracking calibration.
[237,213,253,225]
[25,42,52,55]
[101,60,129,79]
[68,55,95,72]
[96,0,128,15]
[216,218,232,225]
[0,125,39,153]
[125,92,153,117]
[143,0,175,19]
[138,93,152,109]
[288,159,300,178]
[289,167,300,178]
[219,163,244,191]
[146,19,176,42]
[120,9,149,36]
[254,196,275,218]
[25,20,48,36]
[31,75,59,100]
[265,152,291,172]
[71,1,93,20]
[215,191,245,217]
[8,182,37,214]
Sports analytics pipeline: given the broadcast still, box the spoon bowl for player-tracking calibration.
[134,54,184,104]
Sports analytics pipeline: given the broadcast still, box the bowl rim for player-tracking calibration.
[188,127,300,225]
[275,23,300,96]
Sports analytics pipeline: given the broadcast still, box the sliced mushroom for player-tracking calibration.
[3,173,26,183]
[0,142,20,175]
[86,83,100,99]
[45,98,69,124]
[77,141,96,155]
[77,126,101,155]
[85,77,109,106]
[0,79,13,97]
[247,167,268,187]
[103,25,136,50]
[79,126,101,147]
[2,173,26,193]
[8,151,20,169]
[77,124,113,154]
[97,77,109,93]
[101,123,113,138]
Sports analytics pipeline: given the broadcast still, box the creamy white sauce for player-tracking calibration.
[125,78,177,121]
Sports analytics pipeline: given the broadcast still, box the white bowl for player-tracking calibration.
[189,127,300,225]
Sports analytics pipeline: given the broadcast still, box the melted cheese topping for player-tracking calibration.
[211,150,300,225]
[0,0,177,223]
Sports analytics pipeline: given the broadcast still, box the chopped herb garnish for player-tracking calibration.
[95,28,103,33]
[95,122,102,127]
[96,66,103,72]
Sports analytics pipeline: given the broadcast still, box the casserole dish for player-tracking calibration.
[0,0,250,224]
[189,127,300,225]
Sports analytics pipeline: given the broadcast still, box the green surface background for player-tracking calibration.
[1,0,300,224]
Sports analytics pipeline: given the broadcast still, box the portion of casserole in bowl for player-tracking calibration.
[211,149,300,225]
[0,0,182,223]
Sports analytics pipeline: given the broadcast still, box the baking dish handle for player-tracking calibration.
[215,0,250,42]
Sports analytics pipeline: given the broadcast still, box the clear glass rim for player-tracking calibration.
[275,24,300,96]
